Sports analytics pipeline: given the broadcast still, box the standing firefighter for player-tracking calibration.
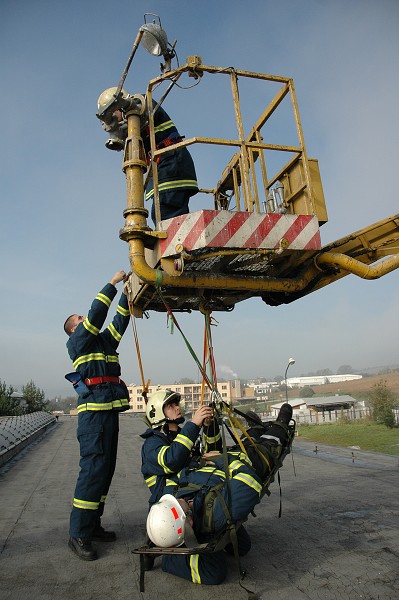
[63,270,131,561]
[97,87,199,224]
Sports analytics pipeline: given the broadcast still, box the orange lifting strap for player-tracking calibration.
[200,309,219,405]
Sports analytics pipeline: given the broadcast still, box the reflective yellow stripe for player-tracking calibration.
[233,472,262,495]
[229,459,245,472]
[190,554,201,584]
[100,495,106,503]
[158,179,197,191]
[197,466,225,478]
[175,433,194,451]
[106,356,120,363]
[228,450,252,466]
[83,319,99,336]
[73,498,99,510]
[154,119,174,134]
[107,322,122,342]
[229,450,252,467]
[157,446,173,474]
[73,352,120,368]
[77,398,129,412]
[146,179,198,200]
[239,452,253,466]
[73,352,105,368]
[117,304,130,317]
[204,432,221,445]
[165,479,178,486]
[96,292,112,307]
[145,475,156,488]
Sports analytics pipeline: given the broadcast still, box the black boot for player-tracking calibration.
[92,525,116,542]
[276,403,293,426]
[68,537,98,561]
[243,410,265,440]
[261,404,293,446]
[244,410,263,426]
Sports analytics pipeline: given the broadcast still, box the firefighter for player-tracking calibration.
[140,389,222,506]
[97,88,199,224]
[63,270,131,561]
[140,389,222,572]
[145,404,293,584]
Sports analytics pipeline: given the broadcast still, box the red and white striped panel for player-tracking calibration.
[159,210,321,257]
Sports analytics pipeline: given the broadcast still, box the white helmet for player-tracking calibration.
[146,494,186,547]
[97,86,129,114]
[145,389,182,428]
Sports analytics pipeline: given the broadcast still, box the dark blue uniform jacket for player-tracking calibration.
[141,420,223,505]
[66,283,131,412]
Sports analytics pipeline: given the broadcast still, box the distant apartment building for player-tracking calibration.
[126,379,255,413]
[253,382,280,396]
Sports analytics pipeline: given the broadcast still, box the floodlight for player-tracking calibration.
[140,22,169,57]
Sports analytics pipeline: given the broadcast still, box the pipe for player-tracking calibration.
[127,237,318,293]
[127,239,399,294]
[316,252,399,279]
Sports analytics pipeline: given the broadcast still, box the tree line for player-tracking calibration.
[0,380,48,416]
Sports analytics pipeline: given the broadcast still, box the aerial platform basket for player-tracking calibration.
[109,54,399,316]
[118,56,336,316]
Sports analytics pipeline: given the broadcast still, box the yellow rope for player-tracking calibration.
[221,403,271,472]
[131,314,150,401]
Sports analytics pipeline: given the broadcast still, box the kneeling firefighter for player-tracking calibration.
[144,404,295,585]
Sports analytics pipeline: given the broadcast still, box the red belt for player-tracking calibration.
[157,136,183,149]
[147,136,184,165]
[84,376,120,386]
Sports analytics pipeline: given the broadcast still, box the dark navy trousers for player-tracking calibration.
[69,410,119,539]
[162,551,228,585]
[160,526,251,585]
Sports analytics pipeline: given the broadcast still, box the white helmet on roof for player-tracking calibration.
[145,389,182,428]
[146,494,186,547]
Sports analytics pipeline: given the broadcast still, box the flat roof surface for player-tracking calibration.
[0,415,398,600]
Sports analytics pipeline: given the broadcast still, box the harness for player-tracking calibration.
[146,135,184,165]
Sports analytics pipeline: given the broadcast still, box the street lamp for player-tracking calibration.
[284,358,295,403]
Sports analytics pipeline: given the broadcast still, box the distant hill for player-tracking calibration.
[287,369,399,399]
[356,364,399,376]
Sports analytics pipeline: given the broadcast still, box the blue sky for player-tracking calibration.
[1,0,399,398]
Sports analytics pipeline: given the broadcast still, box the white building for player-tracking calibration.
[286,374,362,388]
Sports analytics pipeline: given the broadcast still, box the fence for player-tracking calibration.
[259,407,399,425]
[0,411,57,467]
[293,407,373,425]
